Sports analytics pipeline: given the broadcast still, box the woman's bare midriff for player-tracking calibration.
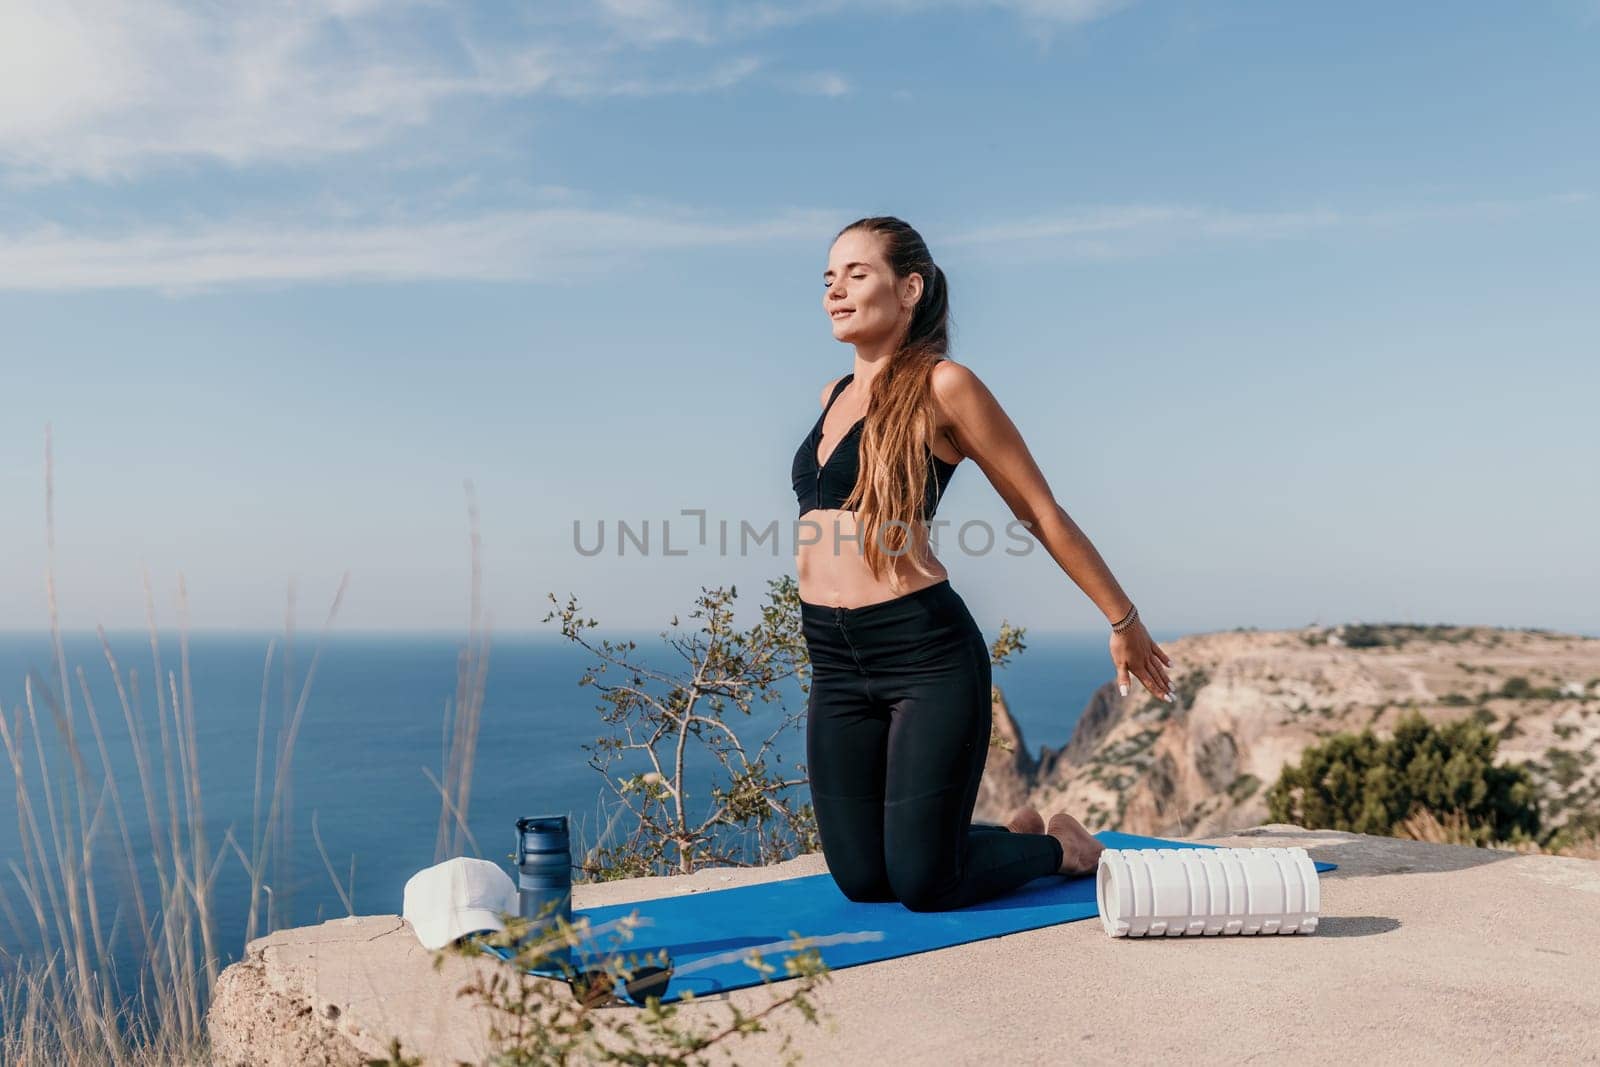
[794,508,950,609]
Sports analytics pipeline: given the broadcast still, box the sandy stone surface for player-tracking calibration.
[206,825,1600,1065]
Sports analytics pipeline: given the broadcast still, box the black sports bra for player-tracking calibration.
[790,372,959,521]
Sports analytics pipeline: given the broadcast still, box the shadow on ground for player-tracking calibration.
[1314,915,1401,938]
[1225,827,1520,877]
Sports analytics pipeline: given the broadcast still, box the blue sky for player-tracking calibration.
[2,0,1596,637]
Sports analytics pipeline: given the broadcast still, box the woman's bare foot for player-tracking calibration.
[1006,805,1045,835]
[1046,812,1104,876]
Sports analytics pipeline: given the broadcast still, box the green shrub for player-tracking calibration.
[1544,748,1586,790]
[1227,774,1262,803]
[1174,667,1210,707]
[1266,713,1540,846]
[1339,624,1390,648]
[1335,623,1467,649]
[1497,675,1565,701]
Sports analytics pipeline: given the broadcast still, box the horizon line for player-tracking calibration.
[2,622,1596,641]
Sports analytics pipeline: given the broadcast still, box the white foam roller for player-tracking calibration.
[1095,846,1321,938]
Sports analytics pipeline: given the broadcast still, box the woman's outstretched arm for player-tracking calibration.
[929,360,1174,703]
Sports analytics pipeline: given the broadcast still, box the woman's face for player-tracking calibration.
[823,230,920,344]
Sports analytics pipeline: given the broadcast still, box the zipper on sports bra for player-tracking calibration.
[815,421,823,505]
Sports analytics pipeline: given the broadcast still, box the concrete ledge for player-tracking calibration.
[206,826,1600,1065]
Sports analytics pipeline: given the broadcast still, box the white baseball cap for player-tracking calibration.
[402,856,518,950]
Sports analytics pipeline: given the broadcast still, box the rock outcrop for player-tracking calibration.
[976,624,1600,837]
[973,686,1036,818]
[206,825,1600,1065]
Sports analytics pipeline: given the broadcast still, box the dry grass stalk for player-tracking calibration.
[1396,808,1600,858]
[1,425,354,1064]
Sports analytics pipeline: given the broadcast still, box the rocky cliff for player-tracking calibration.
[975,623,1600,837]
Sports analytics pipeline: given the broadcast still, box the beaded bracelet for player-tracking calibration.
[1111,603,1139,633]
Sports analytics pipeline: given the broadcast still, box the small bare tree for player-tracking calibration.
[543,576,817,878]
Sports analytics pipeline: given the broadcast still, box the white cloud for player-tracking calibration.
[591,0,722,46]
[948,204,1345,247]
[1004,0,1132,21]
[0,0,770,185]
[1,193,1585,295]
[0,206,840,294]
[924,0,1131,22]
[0,0,1132,184]
[591,0,1132,45]
[784,71,853,97]
[0,1,526,184]
[944,194,1592,259]
[574,56,766,97]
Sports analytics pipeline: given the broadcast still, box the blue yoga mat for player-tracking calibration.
[518,831,1335,1003]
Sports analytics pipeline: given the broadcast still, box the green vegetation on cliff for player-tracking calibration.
[1266,713,1541,846]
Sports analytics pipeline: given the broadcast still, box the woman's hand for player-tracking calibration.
[1110,620,1174,702]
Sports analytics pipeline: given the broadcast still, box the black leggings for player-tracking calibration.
[801,578,1064,911]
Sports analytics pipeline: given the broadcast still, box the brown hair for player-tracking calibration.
[833,216,953,591]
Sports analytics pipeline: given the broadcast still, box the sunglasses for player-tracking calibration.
[469,933,675,1008]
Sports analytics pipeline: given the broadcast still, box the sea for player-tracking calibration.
[0,628,1126,988]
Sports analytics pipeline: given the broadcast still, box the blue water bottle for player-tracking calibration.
[515,815,573,966]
